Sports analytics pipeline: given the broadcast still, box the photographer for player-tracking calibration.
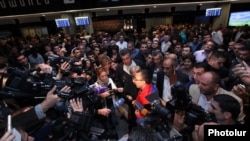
[189,71,245,123]
[231,59,250,126]
[232,60,250,92]
[191,94,242,141]
[171,94,242,141]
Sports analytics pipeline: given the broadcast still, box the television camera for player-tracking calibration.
[0,67,125,140]
[140,81,216,134]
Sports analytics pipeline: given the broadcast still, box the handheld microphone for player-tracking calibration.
[113,98,125,110]
[132,100,148,116]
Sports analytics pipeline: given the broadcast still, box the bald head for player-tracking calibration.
[198,71,221,96]
[163,58,175,66]
[162,58,175,76]
[200,71,221,85]
[165,53,177,61]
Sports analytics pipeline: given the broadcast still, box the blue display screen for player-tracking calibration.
[55,18,71,28]
[205,8,222,17]
[75,17,90,26]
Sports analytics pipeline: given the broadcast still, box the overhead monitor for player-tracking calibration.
[228,11,250,26]
[74,16,90,26]
[205,8,222,17]
[55,18,71,28]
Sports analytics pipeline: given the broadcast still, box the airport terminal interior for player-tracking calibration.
[0,0,250,141]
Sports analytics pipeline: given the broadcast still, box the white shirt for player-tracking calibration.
[123,60,136,75]
[193,50,207,63]
[161,41,171,53]
[197,94,211,112]
[162,75,172,102]
[211,30,223,45]
[116,41,128,51]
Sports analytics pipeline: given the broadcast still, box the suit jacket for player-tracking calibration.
[156,70,190,99]
[12,108,42,131]
[0,107,43,137]
[115,59,145,99]
[189,84,245,123]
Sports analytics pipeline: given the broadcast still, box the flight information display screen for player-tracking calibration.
[75,16,90,26]
[205,8,222,17]
[55,18,71,28]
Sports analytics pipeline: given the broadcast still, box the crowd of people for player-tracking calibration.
[0,23,250,141]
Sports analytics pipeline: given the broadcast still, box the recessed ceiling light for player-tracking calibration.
[106,9,110,11]
[153,5,157,8]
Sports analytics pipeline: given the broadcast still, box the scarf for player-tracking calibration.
[96,78,109,87]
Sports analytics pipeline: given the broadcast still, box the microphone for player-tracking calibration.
[92,86,109,95]
[113,98,125,110]
[132,100,149,116]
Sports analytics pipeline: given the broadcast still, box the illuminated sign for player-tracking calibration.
[205,8,222,17]
[55,18,70,28]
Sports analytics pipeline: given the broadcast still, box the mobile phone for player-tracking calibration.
[7,115,11,131]
[7,115,21,141]
[236,57,246,69]
[236,57,243,65]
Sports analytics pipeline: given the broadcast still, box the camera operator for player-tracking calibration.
[70,47,85,66]
[1,54,73,140]
[67,97,114,140]
[170,94,242,141]
[189,71,245,123]
[191,94,242,141]
[12,53,53,75]
[14,53,36,71]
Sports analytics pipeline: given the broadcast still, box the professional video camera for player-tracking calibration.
[0,67,109,99]
[145,81,216,132]
[168,81,216,126]
[0,67,126,140]
[47,55,84,77]
[48,55,77,66]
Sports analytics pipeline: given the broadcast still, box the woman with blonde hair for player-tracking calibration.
[92,67,126,139]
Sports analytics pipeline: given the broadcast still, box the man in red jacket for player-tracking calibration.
[132,69,157,119]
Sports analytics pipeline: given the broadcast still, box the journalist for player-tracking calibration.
[191,94,242,141]
[171,94,242,141]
